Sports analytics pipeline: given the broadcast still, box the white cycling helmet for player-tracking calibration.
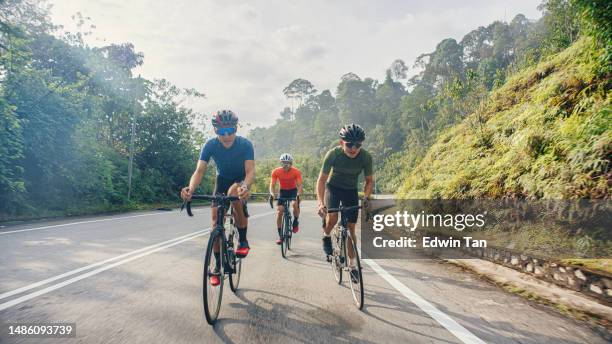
[279,153,294,163]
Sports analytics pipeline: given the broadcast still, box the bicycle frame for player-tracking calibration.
[183,195,241,273]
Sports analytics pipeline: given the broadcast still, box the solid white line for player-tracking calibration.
[0,212,179,235]
[364,259,487,344]
[1,204,270,235]
[0,211,274,311]
[0,230,211,311]
[0,228,211,300]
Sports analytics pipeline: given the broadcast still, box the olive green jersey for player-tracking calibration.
[321,146,373,190]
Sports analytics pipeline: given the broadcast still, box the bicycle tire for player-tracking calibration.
[203,230,224,324]
[347,232,364,310]
[281,213,289,258]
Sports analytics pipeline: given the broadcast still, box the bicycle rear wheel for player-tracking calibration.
[228,226,242,293]
[203,230,224,324]
[331,227,343,284]
[347,233,364,310]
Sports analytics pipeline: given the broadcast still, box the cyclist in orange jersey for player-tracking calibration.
[269,153,303,244]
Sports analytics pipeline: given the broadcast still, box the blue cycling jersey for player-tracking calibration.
[199,136,254,180]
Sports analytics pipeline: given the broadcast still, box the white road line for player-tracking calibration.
[364,259,487,344]
[0,212,178,235]
[0,230,211,312]
[0,228,211,300]
[0,203,271,235]
[0,211,274,311]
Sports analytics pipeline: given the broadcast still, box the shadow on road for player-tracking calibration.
[212,288,376,344]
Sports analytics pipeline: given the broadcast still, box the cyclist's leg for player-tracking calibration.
[322,184,339,256]
[211,176,233,276]
[283,188,299,231]
[212,175,233,255]
[228,182,250,256]
[275,204,283,243]
[340,188,359,265]
[323,184,340,236]
[275,194,284,232]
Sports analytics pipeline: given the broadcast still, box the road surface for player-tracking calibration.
[0,201,606,343]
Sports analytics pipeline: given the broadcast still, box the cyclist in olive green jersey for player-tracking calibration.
[317,124,374,283]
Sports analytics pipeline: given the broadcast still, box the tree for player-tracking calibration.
[282,78,317,111]
[538,0,580,51]
[388,59,408,82]
[279,106,293,120]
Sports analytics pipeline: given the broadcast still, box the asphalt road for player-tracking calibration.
[0,201,606,344]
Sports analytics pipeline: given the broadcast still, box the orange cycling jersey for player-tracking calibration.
[271,166,302,190]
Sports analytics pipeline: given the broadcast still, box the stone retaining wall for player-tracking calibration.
[461,245,611,305]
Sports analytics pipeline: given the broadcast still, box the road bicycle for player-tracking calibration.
[182,194,243,325]
[269,196,298,258]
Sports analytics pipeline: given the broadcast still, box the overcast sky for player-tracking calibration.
[49,0,541,129]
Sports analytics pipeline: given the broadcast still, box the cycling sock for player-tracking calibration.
[293,218,299,226]
[237,227,247,242]
[277,228,282,237]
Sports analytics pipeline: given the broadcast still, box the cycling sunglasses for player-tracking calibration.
[345,141,362,149]
[216,127,237,136]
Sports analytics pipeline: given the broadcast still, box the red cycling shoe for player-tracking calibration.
[209,267,221,286]
[236,240,250,257]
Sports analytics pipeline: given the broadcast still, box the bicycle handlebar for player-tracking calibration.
[327,205,362,213]
[180,194,241,217]
[269,196,298,208]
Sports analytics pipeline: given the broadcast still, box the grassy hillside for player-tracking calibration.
[398,38,610,199]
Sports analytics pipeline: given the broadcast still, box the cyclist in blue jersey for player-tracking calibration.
[181,110,255,285]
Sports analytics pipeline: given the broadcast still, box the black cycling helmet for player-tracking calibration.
[339,123,365,142]
[211,110,239,128]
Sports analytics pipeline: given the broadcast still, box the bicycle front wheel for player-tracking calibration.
[281,215,290,258]
[347,233,364,310]
[203,230,224,324]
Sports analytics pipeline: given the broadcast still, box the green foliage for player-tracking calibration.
[398,38,611,199]
[259,14,554,187]
[572,0,612,71]
[538,0,580,52]
[0,0,205,219]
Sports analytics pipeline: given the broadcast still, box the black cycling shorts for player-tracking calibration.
[213,175,248,217]
[277,188,298,207]
[324,183,359,223]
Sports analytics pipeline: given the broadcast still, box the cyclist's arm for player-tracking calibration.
[269,175,277,196]
[363,152,374,199]
[364,175,374,199]
[296,170,303,196]
[188,160,208,192]
[297,180,303,196]
[316,171,328,207]
[243,160,255,189]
